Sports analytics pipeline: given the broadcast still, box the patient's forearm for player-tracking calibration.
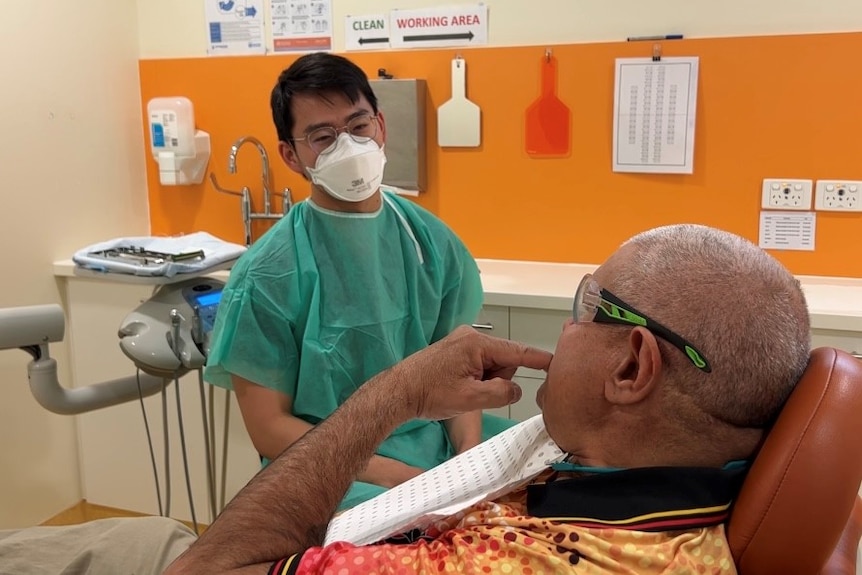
[444,410,482,453]
[165,370,411,575]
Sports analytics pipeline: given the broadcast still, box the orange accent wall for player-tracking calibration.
[141,32,862,277]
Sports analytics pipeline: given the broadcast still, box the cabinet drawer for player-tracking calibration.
[510,307,570,379]
[811,329,862,359]
[472,305,509,339]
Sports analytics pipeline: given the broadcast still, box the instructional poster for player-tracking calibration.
[204,0,265,55]
[271,0,333,52]
[612,57,699,174]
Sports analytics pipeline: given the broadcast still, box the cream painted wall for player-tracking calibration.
[138,0,862,58]
[0,1,149,528]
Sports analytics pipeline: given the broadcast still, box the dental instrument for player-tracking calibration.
[0,304,166,414]
[73,231,245,278]
[2,276,229,532]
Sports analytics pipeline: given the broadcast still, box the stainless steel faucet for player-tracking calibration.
[212,136,291,247]
[228,136,272,215]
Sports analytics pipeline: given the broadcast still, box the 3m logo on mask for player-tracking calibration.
[306,134,387,203]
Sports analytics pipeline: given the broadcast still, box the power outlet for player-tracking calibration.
[761,179,813,210]
[814,180,862,212]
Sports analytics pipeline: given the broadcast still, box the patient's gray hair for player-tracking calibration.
[613,224,810,428]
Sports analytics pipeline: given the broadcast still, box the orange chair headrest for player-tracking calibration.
[728,347,862,575]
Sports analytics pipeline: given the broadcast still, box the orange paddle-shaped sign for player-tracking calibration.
[525,54,570,157]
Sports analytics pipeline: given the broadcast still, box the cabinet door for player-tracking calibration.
[509,307,570,379]
[511,376,544,422]
[473,305,511,418]
[811,329,862,359]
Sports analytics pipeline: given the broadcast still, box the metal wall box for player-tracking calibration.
[370,78,427,192]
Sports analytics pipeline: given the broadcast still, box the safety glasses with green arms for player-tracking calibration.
[573,273,712,373]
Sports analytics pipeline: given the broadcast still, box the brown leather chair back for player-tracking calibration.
[728,347,862,575]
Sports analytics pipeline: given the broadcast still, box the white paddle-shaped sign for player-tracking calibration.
[437,57,481,147]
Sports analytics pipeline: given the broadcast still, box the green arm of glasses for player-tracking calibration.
[596,293,712,373]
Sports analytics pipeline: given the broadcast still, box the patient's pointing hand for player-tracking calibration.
[389,325,553,421]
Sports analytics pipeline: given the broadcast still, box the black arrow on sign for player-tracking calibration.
[358,36,389,45]
[403,31,474,42]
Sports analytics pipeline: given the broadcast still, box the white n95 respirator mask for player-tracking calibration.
[305,133,387,203]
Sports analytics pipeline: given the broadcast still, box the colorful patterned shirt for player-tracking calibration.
[269,466,743,575]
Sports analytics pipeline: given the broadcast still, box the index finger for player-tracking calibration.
[480,336,553,373]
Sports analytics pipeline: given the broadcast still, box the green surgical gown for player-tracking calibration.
[205,191,515,509]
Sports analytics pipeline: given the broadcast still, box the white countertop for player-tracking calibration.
[476,259,591,310]
[53,258,862,332]
[795,281,862,331]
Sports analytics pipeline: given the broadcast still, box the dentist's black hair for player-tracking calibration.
[270,52,379,145]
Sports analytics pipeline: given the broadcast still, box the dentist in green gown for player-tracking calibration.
[205,52,515,510]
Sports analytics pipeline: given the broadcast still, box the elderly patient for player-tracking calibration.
[0,224,810,575]
[162,223,809,575]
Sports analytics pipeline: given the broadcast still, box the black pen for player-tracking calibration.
[627,34,684,42]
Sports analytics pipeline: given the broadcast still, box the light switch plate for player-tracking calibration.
[761,179,813,210]
[814,180,862,212]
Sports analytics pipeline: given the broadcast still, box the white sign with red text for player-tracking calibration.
[390,4,487,50]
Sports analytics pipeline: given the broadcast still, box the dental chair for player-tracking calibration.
[728,347,862,575]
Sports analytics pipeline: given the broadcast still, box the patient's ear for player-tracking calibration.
[604,327,662,405]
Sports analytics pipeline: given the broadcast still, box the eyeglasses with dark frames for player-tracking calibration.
[573,273,711,373]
